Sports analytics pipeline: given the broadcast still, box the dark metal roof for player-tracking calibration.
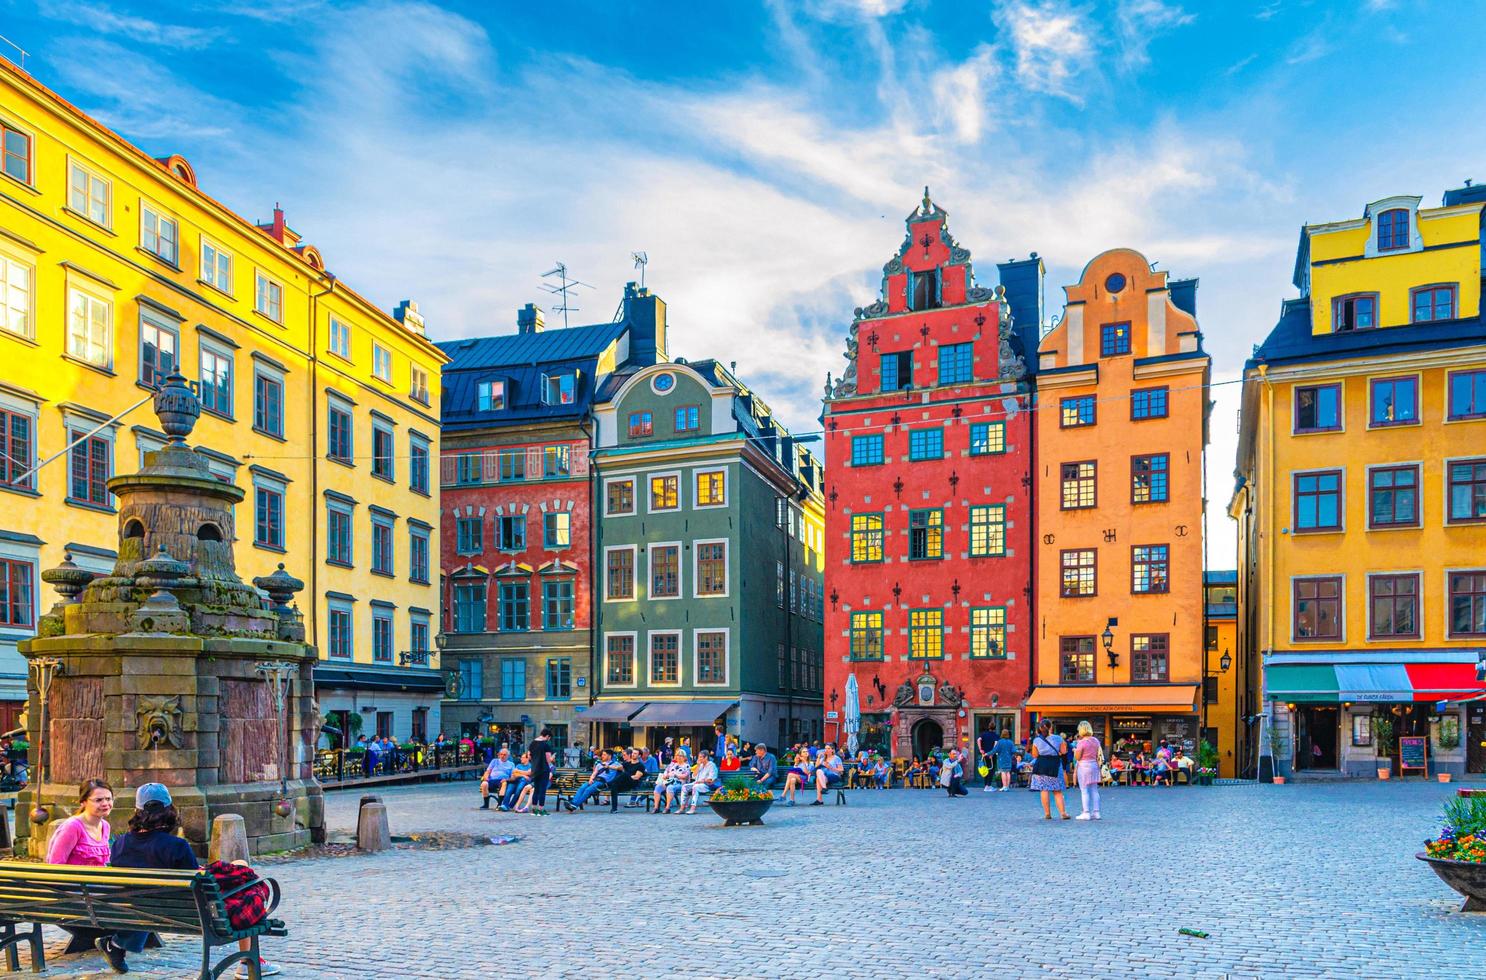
[1204,570,1237,585]
[438,320,629,431]
[1247,299,1486,370]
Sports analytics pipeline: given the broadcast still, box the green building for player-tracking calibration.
[586,359,825,751]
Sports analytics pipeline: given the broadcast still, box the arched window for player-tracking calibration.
[1377,208,1410,251]
[197,523,223,542]
[123,520,145,539]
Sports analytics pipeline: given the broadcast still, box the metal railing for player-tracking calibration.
[313,743,479,784]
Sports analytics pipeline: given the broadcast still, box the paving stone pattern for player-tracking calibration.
[26,779,1485,978]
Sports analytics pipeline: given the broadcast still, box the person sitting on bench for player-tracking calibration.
[654,752,693,814]
[811,745,845,805]
[749,742,778,790]
[480,748,514,810]
[500,751,533,810]
[680,749,720,814]
[564,749,622,811]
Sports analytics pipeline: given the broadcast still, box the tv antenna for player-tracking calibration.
[539,262,592,329]
[631,251,649,289]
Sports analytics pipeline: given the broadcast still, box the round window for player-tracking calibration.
[652,372,675,393]
[1105,272,1127,294]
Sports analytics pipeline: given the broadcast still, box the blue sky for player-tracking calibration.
[7,0,1484,562]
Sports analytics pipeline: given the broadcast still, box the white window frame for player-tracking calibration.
[200,238,233,294]
[691,537,730,599]
[253,360,286,438]
[327,596,355,659]
[198,341,235,419]
[692,628,730,686]
[603,544,638,603]
[693,466,728,509]
[372,342,392,383]
[137,308,179,389]
[254,270,284,323]
[0,388,39,490]
[647,629,684,687]
[604,475,636,516]
[602,631,639,689]
[66,285,112,369]
[329,317,352,359]
[410,363,430,404]
[646,540,683,601]
[251,472,288,551]
[541,371,577,406]
[139,201,178,265]
[67,158,110,228]
[646,470,682,514]
[0,245,34,340]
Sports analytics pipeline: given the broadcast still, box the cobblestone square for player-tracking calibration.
[20,778,1486,978]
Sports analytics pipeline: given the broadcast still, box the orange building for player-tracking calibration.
[1027,249,1211,753]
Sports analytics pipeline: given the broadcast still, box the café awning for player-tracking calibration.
[1025,685,1198,715]
[629,700,739,726]
[574,701,648,724]
[1264,650,1485,704]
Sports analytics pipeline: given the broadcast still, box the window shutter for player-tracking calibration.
[482,450,499,483]
[526,447,542,476]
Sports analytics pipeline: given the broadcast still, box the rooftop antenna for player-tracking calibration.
[0,33,29,68]
[539,262,592,329]
[631,251,648,289]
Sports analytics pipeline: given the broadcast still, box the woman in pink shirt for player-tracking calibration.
[45,779,114,866]
[1073,722,1103,821]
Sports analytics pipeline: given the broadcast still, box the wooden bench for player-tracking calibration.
[0,863,285,979]
[554,776,658,813]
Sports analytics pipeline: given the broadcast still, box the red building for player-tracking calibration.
[822,190,1042,764]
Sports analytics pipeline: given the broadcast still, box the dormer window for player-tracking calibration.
[910,269,940,311]
[478,380,505,411]
[1377,208,1409,251]
[542,371,577,406]
[1332,293,1377,332]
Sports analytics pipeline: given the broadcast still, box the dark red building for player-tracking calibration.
[822,190,1042,764]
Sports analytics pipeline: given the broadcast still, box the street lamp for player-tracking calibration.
[1219,651,1232,673]
[1102,617,1118,669]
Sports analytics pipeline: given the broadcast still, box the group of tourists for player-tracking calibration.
[476,728,559,815]
[44,779,277,976]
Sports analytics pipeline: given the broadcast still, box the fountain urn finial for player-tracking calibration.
[152,369,200,445]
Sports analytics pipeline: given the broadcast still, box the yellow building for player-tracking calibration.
[1203,570,1243,778]
[0,60,447,739]
[1029,249,1211,758]
[1234,183,1486,780]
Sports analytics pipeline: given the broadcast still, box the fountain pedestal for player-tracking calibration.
[17,371,323,857]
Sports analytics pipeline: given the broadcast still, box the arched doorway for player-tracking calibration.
[912,718,944,760]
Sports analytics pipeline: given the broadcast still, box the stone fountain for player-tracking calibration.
[17,370,324,856]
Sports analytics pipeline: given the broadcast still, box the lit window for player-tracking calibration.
[970,607,1006,659]
[969,505,1005,557]
[969,422,1004,455]
[67,288,111,367]
[1060,637,1095,682]
[1132,545,1170,594]
[329,317,351,358]
[696,470,726,506]
[372,343,392,382]
[0,255,32,339]
[1060,550,1096,597]
[850,612,883,661]
[649,474,678,510]
[1060,461,1096,509]
[1100,322,1130,357]
[606,478,634,515]
[410,365,430,405]
[908,509,943,560]
[1131,454,1169,503]
[1061,395,1095,427]
[909,609,942,658]
[199,346,233,418]
[850,513,883,563]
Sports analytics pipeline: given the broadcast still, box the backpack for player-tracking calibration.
[204,860,270,930]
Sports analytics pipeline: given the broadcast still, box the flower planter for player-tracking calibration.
[1377,768,1391,780]
[1440,773,1454,784]
[1271,776,1285,785]
[1418,853,1486,912]
[707,798,773,827]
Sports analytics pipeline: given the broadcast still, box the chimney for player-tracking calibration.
[622,281,667,367]
[256,204,300,248]
[393,300,426,337]
[517,303,545,335]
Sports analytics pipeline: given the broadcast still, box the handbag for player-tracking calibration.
[1031,737,1062,778]
[976,763,990,778]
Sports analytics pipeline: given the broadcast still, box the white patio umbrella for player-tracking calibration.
[844,673,861,756]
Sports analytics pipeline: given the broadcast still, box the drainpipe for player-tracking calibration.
[583,417,598,730]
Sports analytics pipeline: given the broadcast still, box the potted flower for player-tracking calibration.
[1373,716,1394,780]
[1420,795,1486,911]
[1195,740,1219,786]
[707,775,774,826]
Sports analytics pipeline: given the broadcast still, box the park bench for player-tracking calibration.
[555,775,658,813]
[0,862,285,979]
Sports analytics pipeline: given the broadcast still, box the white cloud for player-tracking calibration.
[38,1,223,49]
[993,0,1094,102]
[1114,0,1195,71]
[804,0,910,20]
[930,44,999,144]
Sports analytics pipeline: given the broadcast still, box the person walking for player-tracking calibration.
[527,729,556,816]
[1073,721,1103,820]
[1030,721,1070,820]
[976,727,998,792]
[992,729,1017,792]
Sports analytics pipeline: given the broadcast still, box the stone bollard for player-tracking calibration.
[356,802,391,852]
[358,794,383,809]
[208,814,250,864]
